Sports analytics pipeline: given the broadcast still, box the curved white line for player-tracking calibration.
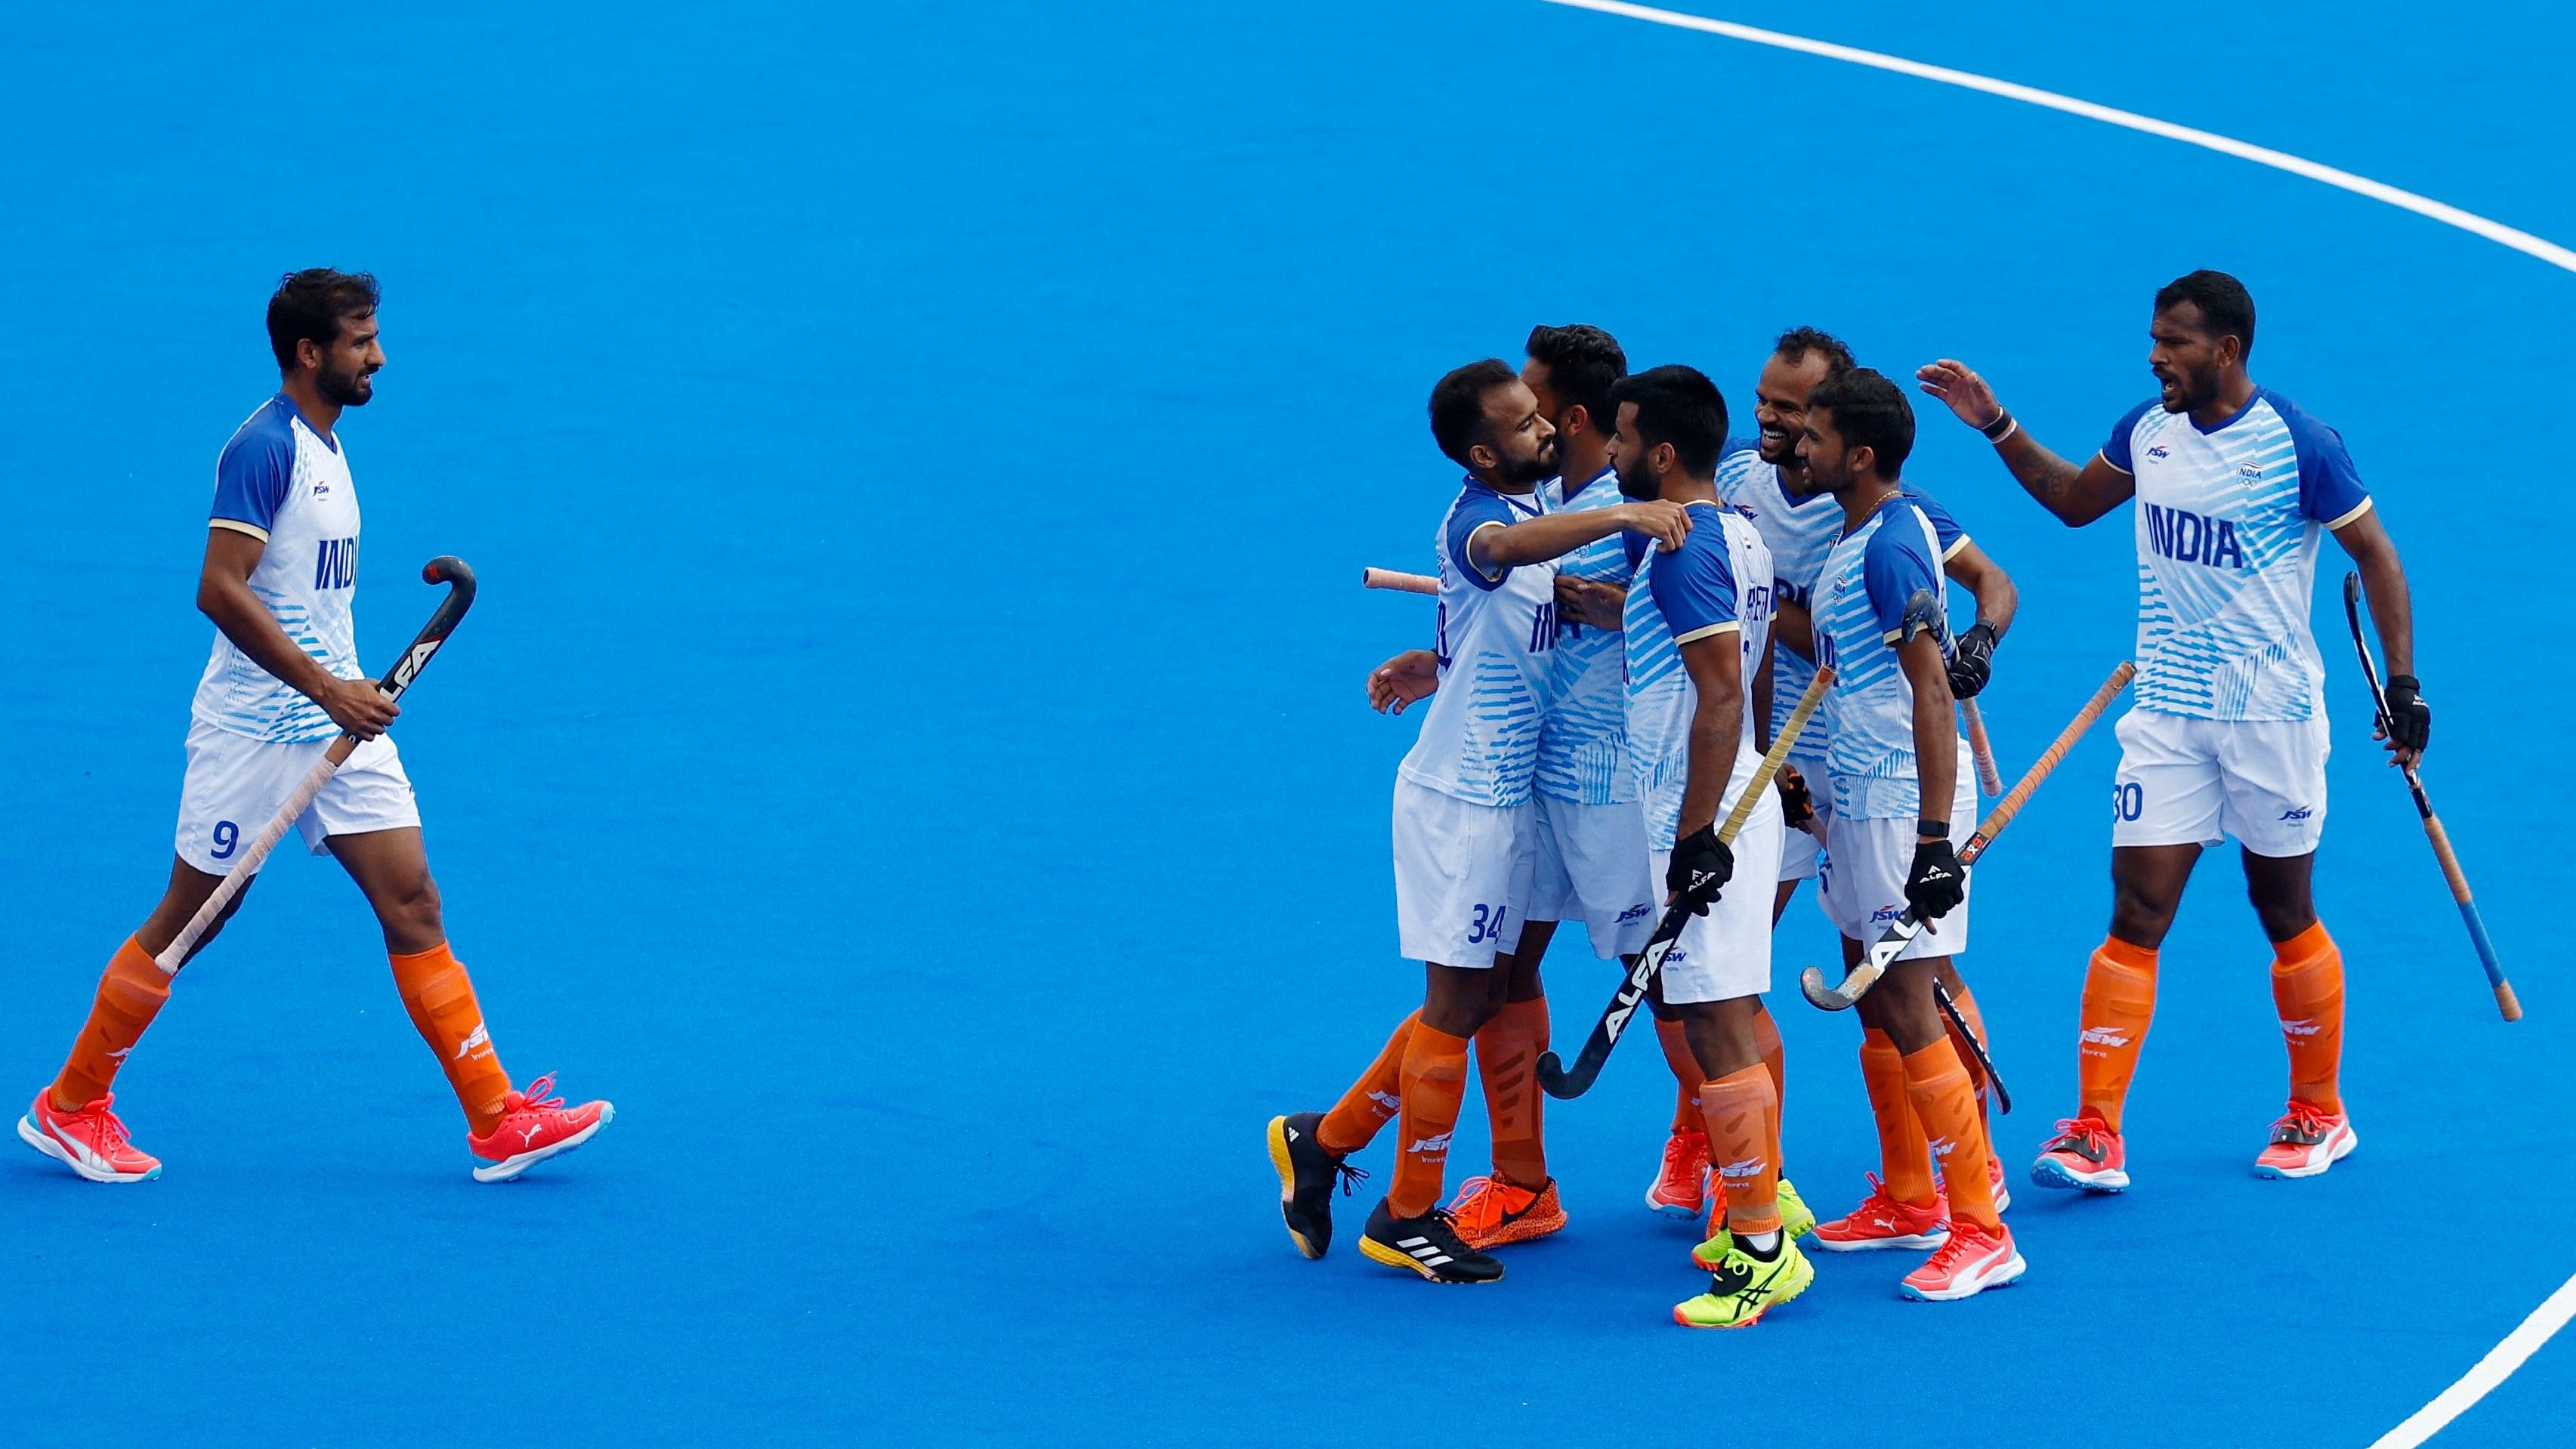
[2368,1270,2576,1448]
[1537,0,2576,275]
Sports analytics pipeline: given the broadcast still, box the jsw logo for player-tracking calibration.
[1407,1131,1453,1154]
[1616,903,1652,923]
[2280,805,2313,821]
[1870,904,1904,923]
[2281,1018,2322,1038]
[2078,1027,2130,1047]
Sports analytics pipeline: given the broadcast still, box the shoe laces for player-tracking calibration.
[1448,1176,1505,1232]
[2048,1116,2111,1154]
[88,1103,134,1154]
[1918,1218,1999,1274]
[2275,1100,2335,1138]
[1846,1171,1907,1218]
[1660,1129,1709,1184]
[513,1073,567,1115]
[1333,1160,1370,1197]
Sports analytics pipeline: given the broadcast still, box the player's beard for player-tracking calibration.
[2157,365,2214,416]
[1615,455,1657,500]
[319,363,375,407]
[1500,438,1556,489]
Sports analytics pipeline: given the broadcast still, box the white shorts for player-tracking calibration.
[1776,755,1833,884]
[1645,784,1784,1006]
[1818,740,1976,960]
[176,718,420,875]
[1528,794,1657,957]
[2111,707,2327,858]
[1394,778,1535,969]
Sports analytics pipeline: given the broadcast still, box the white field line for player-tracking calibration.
[1533,7,2576,1440]
[1534,0,2576,276]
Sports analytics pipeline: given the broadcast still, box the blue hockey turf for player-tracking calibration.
[3,3,2570,1444]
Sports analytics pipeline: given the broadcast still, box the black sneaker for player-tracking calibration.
[1268,1112,1364,1259]
[1357,1197,1505,1284]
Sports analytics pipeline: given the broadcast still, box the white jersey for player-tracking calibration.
[1623,501,1774,850]
[2101,388,2371,721]
[1718,453,1969,759]
[1812,496,1958,820]
[1534,467,1635,805]
[1397,479,1557,808]
[193,394,364,743]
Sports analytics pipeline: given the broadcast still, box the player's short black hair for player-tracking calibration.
[2154,269,2256,357]
[1774,326,1855,375]
[1608,364,1730,477]
[1524,323,1627,434]
[1429,358,1521,468]
[1807,366,1915,478]
[267,269,380,371]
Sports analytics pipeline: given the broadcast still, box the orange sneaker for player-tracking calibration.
[1446,1174,1568,1249]
[1646,1129,1710,1219]
[468,1073,613,1182]
[1900,1219,2025,1301]
[2253,1101,2357,1179]
[18,1091,160,1183]
[2031,1113,2128,1193]
[1809,1174,1948,1252]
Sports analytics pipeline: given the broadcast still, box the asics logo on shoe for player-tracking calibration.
[1407,1131,1453,1154]
[454,1024,490,1061]
[2077,1026,2130,1046]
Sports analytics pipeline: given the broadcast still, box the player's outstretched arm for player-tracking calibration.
[2331,509,2426,766]
[199,528,397,738]
[1943,541,2018,698]
[1472,500,1691,570]
[1916,359,2134,527]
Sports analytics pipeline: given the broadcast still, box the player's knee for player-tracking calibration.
[2248,890,2317,943]
[378,870,444,943]
[2108,879,2179,947]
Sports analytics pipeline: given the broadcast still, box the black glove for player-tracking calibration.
[1666,823,1734,916]
[1904,837,1966,920]
[2381,675,2432,754]
[1775,765,1816,833]
[1947,621,1998,700]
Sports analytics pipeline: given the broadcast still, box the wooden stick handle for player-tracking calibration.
[1362,567,1437,596]
[1960,698,2005,796]
[153,738,357,974]
[1716,666,1833,845]
[1957,662,2135,867]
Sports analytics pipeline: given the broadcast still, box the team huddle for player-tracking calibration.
[1266,270,2431,1327]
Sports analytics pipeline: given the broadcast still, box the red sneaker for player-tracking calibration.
[1446,1174,1568,1249]
[468,1074,613,1182]
[1645,1129,1710,1219]
[18,1090,161,1183]
[1989,1153,2012,1213]
[2031,1113,2128,1192]
[1808,1174,1948,1252]
[2253,1101,2356,1179]
[1901,1218,2025,1301]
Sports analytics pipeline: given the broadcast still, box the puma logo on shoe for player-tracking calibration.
[516,1122,544,1146]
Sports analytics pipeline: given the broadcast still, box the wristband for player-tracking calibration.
[1916,820,1951,839]
[1979,410,2018,443]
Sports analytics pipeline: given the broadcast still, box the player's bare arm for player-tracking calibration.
[2330,508,2424,766]
[1915,360,2135,526]
[1897,632,1960,838]
[1366,648,1440,715]
[1470,499,1691,570]
[1771,596,1815,662]
[1941,540,2018,697]
[1673,629,1747,845]
[199,527,396,738]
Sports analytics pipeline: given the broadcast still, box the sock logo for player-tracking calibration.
[2281,1018,2321,1038]
[1407,1130,1453,1154]
[1367,1089,1401,1113]
[1926,1136,1957,1160]
[2078,1026,2130,1047]
[454,1024,490,1061]
[1718,1157,1769,1181]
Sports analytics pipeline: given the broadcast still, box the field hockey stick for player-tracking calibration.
[2342,573,2519,1021]
[1799,660,2134,1011]
[1536,666,1833,1101]
[1932,981,2013,1114]
[1960,699,2005,796]
[1362,567,1436,595]
[153,557,478,975]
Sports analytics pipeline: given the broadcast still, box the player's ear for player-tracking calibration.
[1466,438,1500,472]
[1563,403,1591,439]
[1850,442,1875,477]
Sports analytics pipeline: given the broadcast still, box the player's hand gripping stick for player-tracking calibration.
[1536,667,1834,1101]
[1361,567,1437,596]
[1799,660,2135,1012]
[152,557,478,976]
[2342,572,2518,1021]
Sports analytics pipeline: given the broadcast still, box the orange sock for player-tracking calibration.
[1903,1040,1999,1232]
[51,936,171,1112]
[1654,1015,1705,1135]
[1753,1005,1786,1119]
[2271,923,2345,1114]
[1861,1028,1936,1206]
[1697,1064,1782,1236]
[1319,1010,1416,1154]
[1388,1025,1471,1217]
[388,942,512,1136]
[2077,937,2158,1132]
[1944,981,1991,1103]
[1476,998,1549,1185]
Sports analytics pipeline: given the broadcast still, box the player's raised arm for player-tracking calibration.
[1915,359,2134,527]
[1470,498,1691,570]
[199,514,397,740]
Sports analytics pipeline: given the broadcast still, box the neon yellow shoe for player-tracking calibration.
[1691,1178,1817,1271]
[1673,1237,1815,1329]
